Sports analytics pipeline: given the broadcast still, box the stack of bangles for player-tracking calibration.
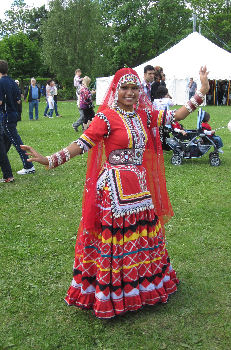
[46,148,71,169]
[185,90,205,113]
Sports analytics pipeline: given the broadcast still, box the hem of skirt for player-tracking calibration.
[64,279,179,319]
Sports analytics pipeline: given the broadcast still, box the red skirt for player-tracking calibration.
[65,186,179,318]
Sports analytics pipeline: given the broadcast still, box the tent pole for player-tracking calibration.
[214,80,216,105]
[193,14,197,32]
[227,80,230,106]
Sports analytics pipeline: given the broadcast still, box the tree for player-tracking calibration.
[187,0,231,51]
[0,0,30,37]
[24,5,48,44]
[0,33,41,80]
[0,1,48,44]
[42,0,109,83]
[100,0,192,70]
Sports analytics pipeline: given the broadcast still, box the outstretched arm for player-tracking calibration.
[174,66,209,121]
[20,142,83,167]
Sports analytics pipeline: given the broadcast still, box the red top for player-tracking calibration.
[172,121,183,130]
[74,68,174,238]
[202,122,212,137]
[201,122,211,131]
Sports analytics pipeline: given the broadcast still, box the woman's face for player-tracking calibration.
[117,83,139,111]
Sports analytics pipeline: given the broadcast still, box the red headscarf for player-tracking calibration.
[98,67,153,112]
[78,68,173,240]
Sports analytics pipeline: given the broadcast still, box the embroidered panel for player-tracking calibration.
[97,164,154,218]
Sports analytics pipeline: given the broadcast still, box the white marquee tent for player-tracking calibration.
[96,32,231,105]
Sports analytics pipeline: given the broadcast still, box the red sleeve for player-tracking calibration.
[202,122,211,131]
[172,121,181,129]
[74,113,109,153]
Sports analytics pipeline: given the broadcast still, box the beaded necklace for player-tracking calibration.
[115,106,136,118]
[114,107,147,149]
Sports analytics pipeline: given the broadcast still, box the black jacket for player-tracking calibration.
[151,81,160,102]
[24,85,41,102]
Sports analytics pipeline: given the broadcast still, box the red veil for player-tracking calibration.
[78,68,173,241]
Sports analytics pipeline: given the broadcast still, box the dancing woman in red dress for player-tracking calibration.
[21,67,209,318]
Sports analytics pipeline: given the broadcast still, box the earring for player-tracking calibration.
[113,89,119,108]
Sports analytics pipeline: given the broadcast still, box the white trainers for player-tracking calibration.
[218,148,224,154]
[17,166,35,175]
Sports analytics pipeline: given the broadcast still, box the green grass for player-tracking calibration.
[0,101,230,350]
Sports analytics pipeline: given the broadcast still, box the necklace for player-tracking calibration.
[115,106,136,118]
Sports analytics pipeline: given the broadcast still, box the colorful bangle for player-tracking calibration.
[185,91,205,113]
[46,148,71,169]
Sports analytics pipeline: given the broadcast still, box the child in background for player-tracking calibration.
[53,81,61,117]
[47,81,55,119]
[153,86,174,111]
[172,120,187,137]
[202,112,224,153]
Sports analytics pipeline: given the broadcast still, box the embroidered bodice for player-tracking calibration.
[75,107,174,218]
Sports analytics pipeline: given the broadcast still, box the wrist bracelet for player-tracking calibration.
[185,91,205,113]
[46,148,71,169]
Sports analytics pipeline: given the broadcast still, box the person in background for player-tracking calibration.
[24,78,41,120]
[0,109,14,183]
[53,81,62,117]
[160,73,166,87]
[202,112,224,153]
[43,80,52,117]
[72,69,84,132]
[15,80,23,122]
[142,65,155,101]
[47,81,55,119]
[171,120,188,137]
[153,86,174,111]
[0,60,35,175]
[79,76,95,130]
[74,68,83,98]
[188,77,197,99]
[151,72,161,101]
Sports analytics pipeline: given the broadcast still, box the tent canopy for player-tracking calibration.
[96,32,231,105]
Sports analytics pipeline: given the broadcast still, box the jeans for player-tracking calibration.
[44,103,49,116]
[29,100,39,120]
[0,120,13,179]
[72,109,84,130]
[3,120,34,170]
[189,92,195,99]
[44,101,59,116]
[212,135,223,149]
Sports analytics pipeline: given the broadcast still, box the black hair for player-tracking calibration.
[156,86,168,98]
[202,112,210,123]
[0,60,8,74]
[144,65,155,73]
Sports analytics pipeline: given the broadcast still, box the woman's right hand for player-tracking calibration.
[199,66,210,95]
[20,145,49,165]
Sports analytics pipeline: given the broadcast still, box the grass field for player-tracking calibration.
[0,100,230,350]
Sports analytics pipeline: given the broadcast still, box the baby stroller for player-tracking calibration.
[166,108,221,166]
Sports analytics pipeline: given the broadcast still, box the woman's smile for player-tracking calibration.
[117,83,139,111]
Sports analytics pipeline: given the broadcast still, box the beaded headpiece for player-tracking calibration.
[113,73,140,108]
[117,73,140,88]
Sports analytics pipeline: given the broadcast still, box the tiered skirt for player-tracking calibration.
[65,186,179,318]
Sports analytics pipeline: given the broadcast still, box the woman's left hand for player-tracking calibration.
[199,66,210,95]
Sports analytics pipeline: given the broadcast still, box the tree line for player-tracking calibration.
[0,0,230,91]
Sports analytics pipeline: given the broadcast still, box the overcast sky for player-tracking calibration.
[0,0,48,19]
